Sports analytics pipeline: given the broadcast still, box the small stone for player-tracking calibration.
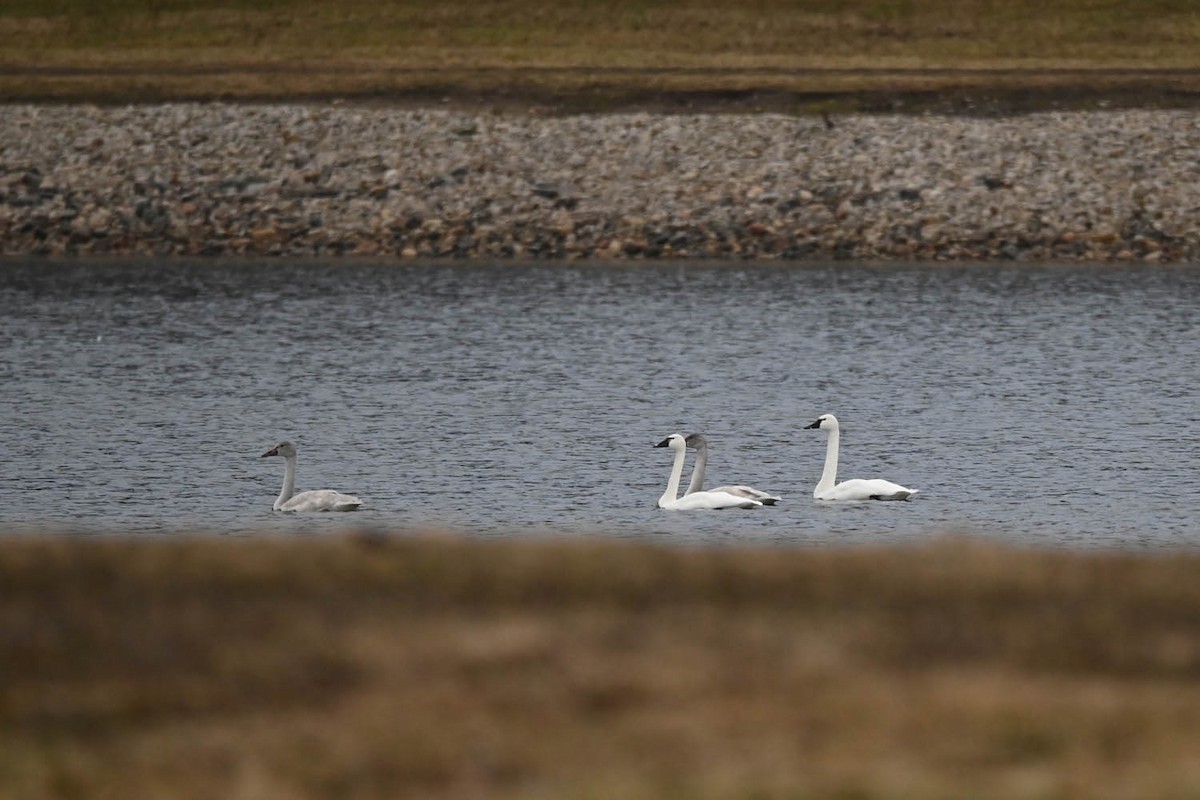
[249,226,277,243]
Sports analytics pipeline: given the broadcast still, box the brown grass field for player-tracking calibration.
[4,533,1200,799]
[5,3,1200,795]
[4,0,1200,110]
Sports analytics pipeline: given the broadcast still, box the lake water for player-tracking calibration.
[1,259,1197,548]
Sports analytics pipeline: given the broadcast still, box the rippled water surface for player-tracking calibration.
[2,260,1198,547]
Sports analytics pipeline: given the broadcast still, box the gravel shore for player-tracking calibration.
[1,103,1197,262]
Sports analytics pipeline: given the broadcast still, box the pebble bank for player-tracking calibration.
[1,103,1197,262]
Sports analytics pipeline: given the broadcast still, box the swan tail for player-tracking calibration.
[869,488,917,501]
[329,492,363,511]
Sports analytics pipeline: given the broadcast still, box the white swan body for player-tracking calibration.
[684,432,781,505]
[261,441,362,512]
[655,434,762,510]
[804,415,917,501]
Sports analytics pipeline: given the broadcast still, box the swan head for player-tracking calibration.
[683,432,710,451]
[262,441,298,459]
[654,434,687,453]
[804,414,839,431]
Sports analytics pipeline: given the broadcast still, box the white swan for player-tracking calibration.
[804,414,917,501]
[261,441,363,512]
[684,432,781,505]
[655,434,762,510]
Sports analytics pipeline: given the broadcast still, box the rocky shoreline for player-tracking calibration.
[1,103,1197,262]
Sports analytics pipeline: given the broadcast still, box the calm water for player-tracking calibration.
[1,259,1198,547]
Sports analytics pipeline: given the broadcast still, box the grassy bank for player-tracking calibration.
[4,533,1200,798]
[3,0,1200,107]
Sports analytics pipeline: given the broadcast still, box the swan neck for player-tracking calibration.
[275,454,297,510]
[685,446,708,495]
[660,446,687,506]
[816,427,840,495]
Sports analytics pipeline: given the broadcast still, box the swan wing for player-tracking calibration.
[663,490,763,510]
[816,479,916,502]
[710,484,782,505]
[279,489,363,512]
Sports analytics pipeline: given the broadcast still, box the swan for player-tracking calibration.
[803,414,917,501]
[655,434,762,510]
[684,432,781,505]
[260,441,363,512]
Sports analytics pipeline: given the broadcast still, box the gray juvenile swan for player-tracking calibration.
[684,432,781,505]
[261,441,362,512]
[803,414,917,501]
[655,434,763,510]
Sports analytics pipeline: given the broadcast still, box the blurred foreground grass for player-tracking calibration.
[3,0,1200,107]
[3,533,1200,799]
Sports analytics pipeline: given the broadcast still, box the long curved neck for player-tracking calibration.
[685,446,708,495]
[659,446,687,505]
[816,428,840,495]
[275,455,297,510]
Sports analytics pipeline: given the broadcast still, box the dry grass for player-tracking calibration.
[3,533,1200,799]
[4,0,1200,67]
[3,0,1200,106]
